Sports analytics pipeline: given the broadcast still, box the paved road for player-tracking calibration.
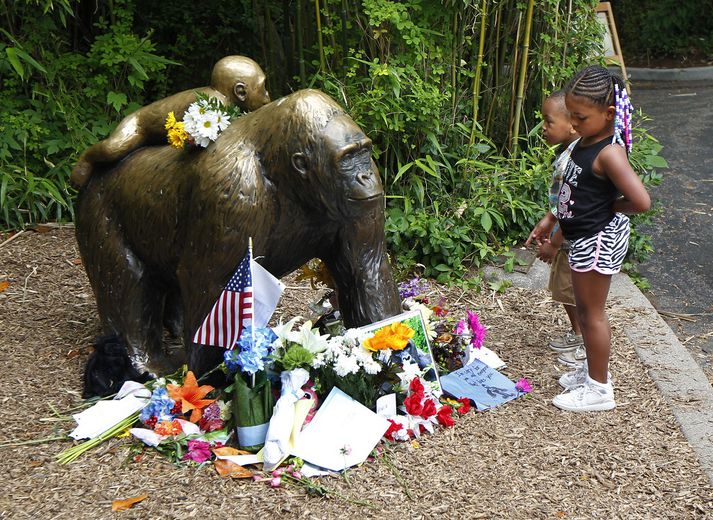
[632,79,713,377]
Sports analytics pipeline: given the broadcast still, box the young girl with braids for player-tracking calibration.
[549,65,651,411]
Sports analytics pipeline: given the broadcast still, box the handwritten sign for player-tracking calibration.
[440,360,519,410]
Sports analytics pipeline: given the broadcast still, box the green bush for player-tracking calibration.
[611,0,713,59]
[0,0,174,230]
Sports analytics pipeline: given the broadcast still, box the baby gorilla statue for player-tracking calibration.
[71,55,271,187]
[83,334,152,398]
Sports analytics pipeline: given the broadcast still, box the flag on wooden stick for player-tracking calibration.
[193,248,254,349]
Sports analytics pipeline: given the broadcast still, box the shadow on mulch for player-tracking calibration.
[1,228,711,519]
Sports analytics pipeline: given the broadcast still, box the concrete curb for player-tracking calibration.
[628,66,713,82]
[485,259,713,485]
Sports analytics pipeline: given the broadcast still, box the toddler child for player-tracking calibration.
[526,90,584,367]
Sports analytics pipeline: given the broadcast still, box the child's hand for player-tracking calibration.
[537,241,558,264]
[526,213,556,247]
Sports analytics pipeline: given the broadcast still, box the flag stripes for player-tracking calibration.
[192,249,254,349]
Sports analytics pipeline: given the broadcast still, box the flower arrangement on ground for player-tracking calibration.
[129,370,231,463]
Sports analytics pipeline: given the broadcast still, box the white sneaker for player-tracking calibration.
[557,345,587,367]
[559,361,612,390]
[552,377,616,412]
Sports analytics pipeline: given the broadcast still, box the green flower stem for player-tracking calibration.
[55,412,140,464]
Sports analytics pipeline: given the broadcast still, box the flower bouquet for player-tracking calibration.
[130,370,231,463]
[224,326,277,452]
[165,93,240,150]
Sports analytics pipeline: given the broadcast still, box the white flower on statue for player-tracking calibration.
[182,99,227,148]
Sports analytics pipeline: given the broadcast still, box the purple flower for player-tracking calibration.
[454,319,467,336]
[467,310,487,349]
[398,277,428,299]
[202,402,221,421]
[515,378,532,394]
[183,440,213,463]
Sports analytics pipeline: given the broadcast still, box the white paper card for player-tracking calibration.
[376,393,397,418]
[292,387,389,472]
[216,454,261,466]
[463,345,506,369]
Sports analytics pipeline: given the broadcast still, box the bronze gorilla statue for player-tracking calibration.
[75,89,402,382]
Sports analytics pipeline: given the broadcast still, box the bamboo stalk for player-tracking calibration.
[321,0,338,70]
[340,0,348,74]
[450,8,459,120]
[511,0,535,155]
[512,0,535,155]
[484,3,504,137]
[469,0,488,148]
[314,0,326,73]
[296,0,306,85]
[264,0,277,87]
[282,0,294,85]
[507,11,523,149]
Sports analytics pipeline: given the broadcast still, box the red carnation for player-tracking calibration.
[404,393,424,416]
[420,398,437,418]
[457,397,471,415]
[409,377,425,396]
[437,405,455,427]
[384,419,402,441]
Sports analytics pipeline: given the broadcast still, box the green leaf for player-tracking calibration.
[12,47,46,74]
[647,155,668,168]
[414,158,439,179]
[480,211,492,232]
[5,48,24,79]
[106,91,128,113]
[127,57,148,80]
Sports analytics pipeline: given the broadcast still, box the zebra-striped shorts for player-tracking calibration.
[568,213,630,275]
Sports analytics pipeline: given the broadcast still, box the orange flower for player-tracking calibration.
[154,419,183,436]
[363,322,415,351]
[167,371,216,423]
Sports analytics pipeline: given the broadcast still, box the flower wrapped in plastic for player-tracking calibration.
[224,325,277,452]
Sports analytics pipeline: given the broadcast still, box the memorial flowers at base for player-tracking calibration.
[128,370,231,463]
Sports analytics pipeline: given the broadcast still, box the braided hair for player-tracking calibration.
[565,65,633,153]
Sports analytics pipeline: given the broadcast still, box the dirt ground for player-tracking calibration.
[0,228,711,519]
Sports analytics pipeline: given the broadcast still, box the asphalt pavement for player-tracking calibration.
[631,76,713,375]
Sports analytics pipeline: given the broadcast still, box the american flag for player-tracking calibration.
[193,249,253,349]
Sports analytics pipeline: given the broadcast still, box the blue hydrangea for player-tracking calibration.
[224,326,277,375]
[139,386,176,423]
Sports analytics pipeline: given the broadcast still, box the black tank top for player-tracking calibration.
[556,136,619,240]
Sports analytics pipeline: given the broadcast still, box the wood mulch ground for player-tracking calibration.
[1,228,711,519]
